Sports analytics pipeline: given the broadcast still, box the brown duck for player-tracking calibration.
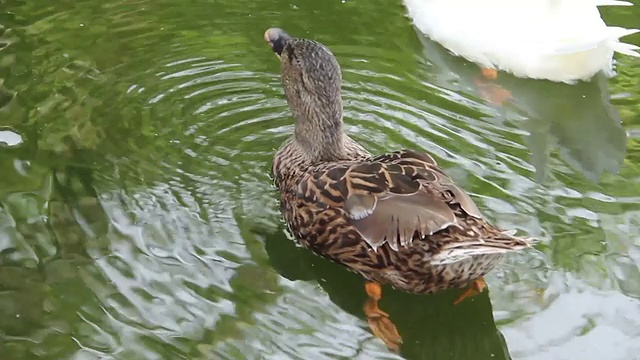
[264,28,534,349]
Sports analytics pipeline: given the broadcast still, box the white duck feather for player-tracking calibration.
[404,0,640,83]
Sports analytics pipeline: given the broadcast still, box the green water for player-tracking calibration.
[1,0,639,359]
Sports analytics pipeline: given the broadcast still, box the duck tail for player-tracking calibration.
[595,1,640,57]
[608,27,640,57]
[430,230,536,265]
[550,26,639,56]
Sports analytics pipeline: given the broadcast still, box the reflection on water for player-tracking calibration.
[415,34,627,182]
[0,0,639,359]
[0,130,22,147]
[265,225,512,360]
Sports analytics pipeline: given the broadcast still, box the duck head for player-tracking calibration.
[264,28,347,161]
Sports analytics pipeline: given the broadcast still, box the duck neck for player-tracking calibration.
[293,108,347,163]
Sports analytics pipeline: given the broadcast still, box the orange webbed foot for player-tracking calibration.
[453,278,487,305]
[474,68,513,106]
[481,67,498,80]
[363,282,403,351]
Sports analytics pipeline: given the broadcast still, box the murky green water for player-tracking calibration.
[1,0,640,359]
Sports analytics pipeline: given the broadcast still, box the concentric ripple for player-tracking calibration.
[1,0,640,359]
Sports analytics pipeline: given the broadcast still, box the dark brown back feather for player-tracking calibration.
[292,150,485,252]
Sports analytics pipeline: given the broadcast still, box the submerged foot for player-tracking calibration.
[475,79,512,106]
[475,67,512,106]
[481,67,498,80]
[453,278,487,305]
[363,282,403,351]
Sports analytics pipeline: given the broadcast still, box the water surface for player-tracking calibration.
[1,0,639,359]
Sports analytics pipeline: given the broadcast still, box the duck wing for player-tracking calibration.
[297,150,484,252]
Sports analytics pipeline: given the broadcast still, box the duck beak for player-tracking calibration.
[264,28,290,59]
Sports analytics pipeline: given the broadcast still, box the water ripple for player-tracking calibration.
[1,0,640,359]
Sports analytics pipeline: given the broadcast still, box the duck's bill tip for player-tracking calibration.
[263,28,277,44]
[264,28,289,56]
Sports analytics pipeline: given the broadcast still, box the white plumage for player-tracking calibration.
[403,0,640,83]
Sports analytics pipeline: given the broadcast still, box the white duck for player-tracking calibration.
[403,0,640,83]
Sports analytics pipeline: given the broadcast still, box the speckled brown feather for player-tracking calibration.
[267,28,534,294]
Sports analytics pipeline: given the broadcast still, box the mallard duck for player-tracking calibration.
[264,28,534,349]
[403,0,640,83]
